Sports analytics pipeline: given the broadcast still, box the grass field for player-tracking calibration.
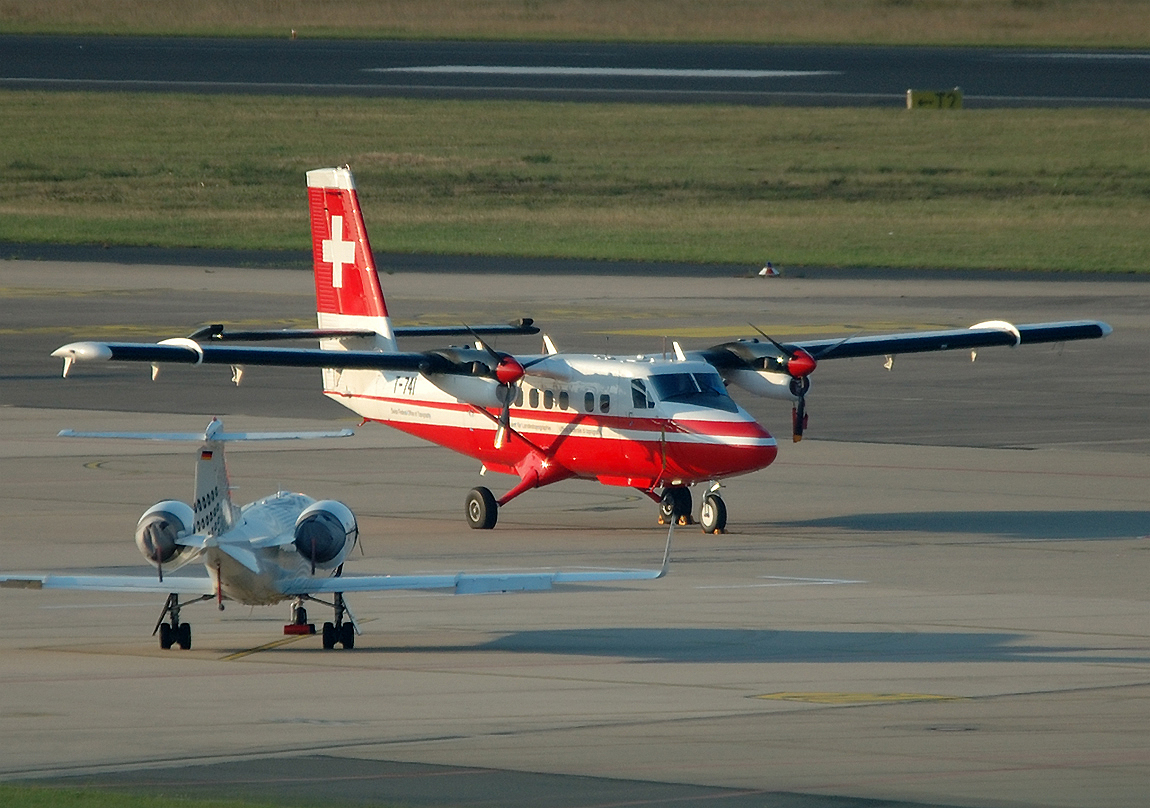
[0,785,292,808]
[2,91,1148,272]
[2,0,1149,47]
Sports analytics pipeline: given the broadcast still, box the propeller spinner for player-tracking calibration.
[748,325,818,442]
[467,327,527,449]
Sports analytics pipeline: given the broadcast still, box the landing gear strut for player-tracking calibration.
[153,592,210,650]
[321,593,355,650]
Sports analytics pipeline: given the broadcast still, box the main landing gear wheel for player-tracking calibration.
[159,621,192,650]
[323,621,355,649]
[155,593,198,650]
[321,592,356,649]
[465,486,498,530]
[699,493,727,535]
[658,487,693,526]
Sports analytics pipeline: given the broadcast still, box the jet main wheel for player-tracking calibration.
[339,622,355,649]
[322,622,337,650]
[159,623,173,650]
[658,487,693,526]
[699,493,727,535]
[465,487,498,530]
[177,622,192,650]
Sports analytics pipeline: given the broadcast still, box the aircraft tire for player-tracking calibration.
[322,622,337,649]
[700,494,727,534]
[159,623,174,650]
[659,487,692,525]
[339,622,355,649]
[465,487,498,530]
[177,622,192,650]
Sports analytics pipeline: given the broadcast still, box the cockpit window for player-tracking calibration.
[631,378,655,409]
[649,372,737,413]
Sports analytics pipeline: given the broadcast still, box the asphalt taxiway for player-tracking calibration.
[1,260,1147,807]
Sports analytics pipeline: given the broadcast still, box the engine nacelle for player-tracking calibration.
[719,368,801,402]
[293,500,358,570]
[424,373,505,408]
[136,501,196,567]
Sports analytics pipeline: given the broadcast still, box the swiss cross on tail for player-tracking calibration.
[323,216,356,289]
[306,167,389,322]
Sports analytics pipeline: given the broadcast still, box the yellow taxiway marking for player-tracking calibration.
[220,635,311,661]
[756,692,965,704]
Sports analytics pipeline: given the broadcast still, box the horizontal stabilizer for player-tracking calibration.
[0,573,216,595]
[59,426,353,443]
[188,319,538,342]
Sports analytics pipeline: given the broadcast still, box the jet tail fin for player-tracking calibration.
[60,419,354,538]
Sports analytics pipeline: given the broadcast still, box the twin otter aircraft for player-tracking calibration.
[53,167,1111,533]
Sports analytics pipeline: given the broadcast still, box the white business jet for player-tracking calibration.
[0,419,670,650]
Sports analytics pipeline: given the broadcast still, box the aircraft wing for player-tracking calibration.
[786,320,1111,360]
[286,525,673,595]
[701,319,1111,368]
[282,566,665,596]
[0,573,215,595]
[52,340,545,379]
[188,319,539,341]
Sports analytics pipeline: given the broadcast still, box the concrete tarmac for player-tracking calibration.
[1,260,1147,807]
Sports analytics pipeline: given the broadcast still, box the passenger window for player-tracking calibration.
[584,392,595,412]
[529,388,539,408]
[515,386,524,407]
[600,394,610,414]
[544,390,554,410]
[559,391,569,410]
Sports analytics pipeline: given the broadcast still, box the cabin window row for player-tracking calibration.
[514,387,611,414]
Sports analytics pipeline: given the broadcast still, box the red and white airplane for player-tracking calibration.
[53,166,1112,533]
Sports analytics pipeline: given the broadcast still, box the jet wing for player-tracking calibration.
[0,573,215,595]
[282,566,666,596]
[287,526,673,596]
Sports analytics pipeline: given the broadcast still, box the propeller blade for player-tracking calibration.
[810,331,859,360]
[747,322,794,358]
[747,323,817,379]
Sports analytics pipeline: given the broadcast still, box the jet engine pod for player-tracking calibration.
[135,500,195,565]
[293,500,358,570]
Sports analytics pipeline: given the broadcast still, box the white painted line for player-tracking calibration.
[697,576,865,590]
[1013,53,1150,60]
[366,66,839,79]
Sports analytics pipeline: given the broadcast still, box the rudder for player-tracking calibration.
[306,167,396,351]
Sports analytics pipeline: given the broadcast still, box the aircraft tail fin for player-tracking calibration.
[60,419,354,539]
[306,166,397,351]
[193,423,238,537]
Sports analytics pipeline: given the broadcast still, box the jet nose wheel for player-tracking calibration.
[465,486,499,530]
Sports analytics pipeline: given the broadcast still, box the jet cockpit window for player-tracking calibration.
[649,372,737,413]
